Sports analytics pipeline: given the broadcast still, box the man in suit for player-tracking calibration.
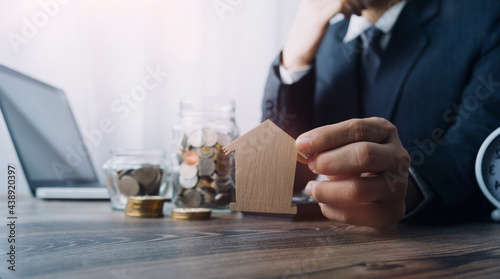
[262,0,500,227]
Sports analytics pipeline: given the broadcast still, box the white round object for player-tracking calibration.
[217,133,232,146]
[203,128,218,147]
[188,129,205,148]
[179,163,198,179]
[475,126,500,221]
[179,176,198,189]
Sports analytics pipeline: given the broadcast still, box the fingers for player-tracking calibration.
[326,174,359,181]
[343,0,364,17]
[297,153,310,164]
[296,118,398,155]
[309,141,410,175]
[306,175,406,204]
[319,202,406,228]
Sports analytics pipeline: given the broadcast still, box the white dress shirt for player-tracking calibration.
[279,1,407,84]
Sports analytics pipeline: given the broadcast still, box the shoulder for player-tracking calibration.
[436,0,500,24]
[437,0,500,49]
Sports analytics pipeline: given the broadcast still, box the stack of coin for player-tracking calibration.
[125,196,167,217]
[173,128,234,208]
[115,164,164,197]
[171,208,211,220]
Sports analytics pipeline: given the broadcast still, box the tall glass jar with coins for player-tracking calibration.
[172,98,239,210]
[103,149,171,210]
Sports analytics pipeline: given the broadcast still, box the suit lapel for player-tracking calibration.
[370,0,440,120]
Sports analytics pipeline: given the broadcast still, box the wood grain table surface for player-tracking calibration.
[1,196,500,279]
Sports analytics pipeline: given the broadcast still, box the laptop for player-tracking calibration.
[0,65,109,199]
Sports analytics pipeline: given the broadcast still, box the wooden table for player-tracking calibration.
[2,196,500,279]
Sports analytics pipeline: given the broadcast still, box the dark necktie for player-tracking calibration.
[361,26,384,117]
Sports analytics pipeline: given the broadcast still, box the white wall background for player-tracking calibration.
[0,0,300,194]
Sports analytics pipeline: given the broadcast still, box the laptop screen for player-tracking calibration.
[0,65,98,193]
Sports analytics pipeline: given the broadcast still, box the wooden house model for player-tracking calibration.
[223,120,307,214]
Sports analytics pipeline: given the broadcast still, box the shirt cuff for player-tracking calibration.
[279,64,312,85]
[403,166,435,219]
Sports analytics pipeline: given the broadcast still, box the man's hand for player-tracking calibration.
[283,0,366,70]
[296,118,411,228]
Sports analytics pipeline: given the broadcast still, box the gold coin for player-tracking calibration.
[125,196,166,218]
[198,146,215,157]
[128,196,167,201]
[183,150,200,167]
[214,144,222,153]
[171,208,211,220]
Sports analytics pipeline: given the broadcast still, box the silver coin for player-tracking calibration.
[217,133,232,146]
[179,176,198,189]
[198,158,215,176]
[188,129,205,148]
[179,163,198,179]
[134,165,158,186]
[144,169,163,195]
[203,128,218,147]
[182,189,203,207]
[117,175,141,197]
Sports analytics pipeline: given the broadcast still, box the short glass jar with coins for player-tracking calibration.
[172,98,239,210]
[103,149,171,210]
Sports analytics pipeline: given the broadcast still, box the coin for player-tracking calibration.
[201,176,214,188]
[179,175,198,189]
[183,150,200,167]
[118,175,141,197]
[125,196,166,217]
[179,163,198,179]
[216,156,231,174]
[188,129,205,148]
[216,180,233,193]
[134,165,158,186]
[127,195,167,201]
[182,189,203,207]
[197,186,216,204]
[174,129,235,208]
[197,146,215,158]
[117,169,133,178]
[215,192,232,205]
[217,133,232,146]
[203,128,218,147]
[198,158,215,176]
[144,170,163,195]
[171,208,211,220]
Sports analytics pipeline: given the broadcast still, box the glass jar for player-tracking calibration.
[103,149,171,210]
[172,98,239,209]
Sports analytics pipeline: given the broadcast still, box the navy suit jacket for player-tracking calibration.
[262,0,500,223]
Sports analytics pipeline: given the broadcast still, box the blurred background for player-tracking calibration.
[0,0,301,194]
